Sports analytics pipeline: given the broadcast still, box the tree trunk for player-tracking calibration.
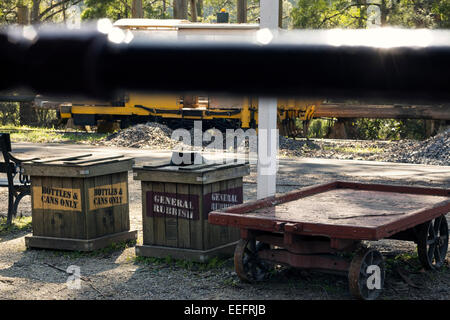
[358,5,364,28]
[31,0,41,24]
[17,5,29,25]
[327,119,348,139]
[380,0,388,26]
[278,0,283,28]
[62,2,67,22]
[174,0,188,19]
[197,0,203,18]
[237,0,247,23]
[132,0,143,18]
[190,0,197,22]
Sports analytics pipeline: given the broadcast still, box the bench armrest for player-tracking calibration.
[8,152,40,163]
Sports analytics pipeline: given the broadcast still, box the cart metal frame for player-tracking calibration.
[209,181,450,299]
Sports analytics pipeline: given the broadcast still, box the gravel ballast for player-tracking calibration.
[98,123,450,166]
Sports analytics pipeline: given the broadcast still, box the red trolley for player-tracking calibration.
[208,181,450,300]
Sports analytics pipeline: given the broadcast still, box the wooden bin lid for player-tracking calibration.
[133,160,250,185]
[23,154,134,178]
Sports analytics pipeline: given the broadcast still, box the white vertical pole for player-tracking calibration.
[257,98,278,199]
[257,0,279,200]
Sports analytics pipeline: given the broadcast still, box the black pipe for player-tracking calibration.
[1,28,450,103]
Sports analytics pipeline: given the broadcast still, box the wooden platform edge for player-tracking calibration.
[135,241,238,263]
[25,230,137,252]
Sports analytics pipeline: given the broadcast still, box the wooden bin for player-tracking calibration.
[23,154,137,251]
[133,159,250,262]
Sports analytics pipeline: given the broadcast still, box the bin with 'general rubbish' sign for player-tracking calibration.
[133,152,250,262]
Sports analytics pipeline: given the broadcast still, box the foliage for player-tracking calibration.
[304,118,430,140]
[1,0,84,24]
[0,102,19,125]
[0,125,108,143]
[351,119,428,140]
[81,0,169,21]
[0,0,19,24]
[201,0,259,23]
[306,118,333,138]
[290,0,450,29]
[291,0,366,29]
[34,108,59,127]
[0,216,32,236]
[79,0,294,25]
[387,0,450,28]
[0,103,61,127]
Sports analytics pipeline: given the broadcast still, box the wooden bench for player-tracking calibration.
[0,133,39,224]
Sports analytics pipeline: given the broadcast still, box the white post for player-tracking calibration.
[257,0,279,200]
[257,98,278,199]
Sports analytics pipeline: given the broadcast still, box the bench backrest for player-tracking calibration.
[0,133,14,174]
[0,133,11,153]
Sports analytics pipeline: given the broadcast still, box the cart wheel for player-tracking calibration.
[348,247,385,300]
[234,238,271,283]
[417,215,449,270]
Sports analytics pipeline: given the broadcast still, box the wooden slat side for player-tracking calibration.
[30,176,44,236]
[111,171,128,233]
[152,182,166,246]
[61,177,74,238]
[189,184,203,250]
[72,177,87,239]
[204,181,219,250]
[176,183,191,249]
[141,181,154,245]
[164,182,178,247]
[84,176,96,239]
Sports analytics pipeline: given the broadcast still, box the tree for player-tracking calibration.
[200,0,259,23]
[132,0,143,18]
[237,0,246,23]
[0,0,84,25]
[173,0,187,19]
[290,0,450,30]
[81,0,171,21]
[291,0,367,29]
[30,0,83,24]
[290,0,450,139]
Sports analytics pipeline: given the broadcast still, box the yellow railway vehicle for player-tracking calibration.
[59,19,321,136]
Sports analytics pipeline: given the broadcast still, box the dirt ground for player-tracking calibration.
[0,158,448,301]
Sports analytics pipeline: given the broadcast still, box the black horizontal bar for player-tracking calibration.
[1,28,450,104]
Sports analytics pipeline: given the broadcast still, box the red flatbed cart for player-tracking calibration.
[208,181,450,300]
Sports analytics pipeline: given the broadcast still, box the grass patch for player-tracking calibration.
[384,251,422,273]
[322,145,384,154]
[0,216,32,235]
[0,125,108,144]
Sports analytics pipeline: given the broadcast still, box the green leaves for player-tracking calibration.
[291,0,366,29]
[291,0,450,29]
